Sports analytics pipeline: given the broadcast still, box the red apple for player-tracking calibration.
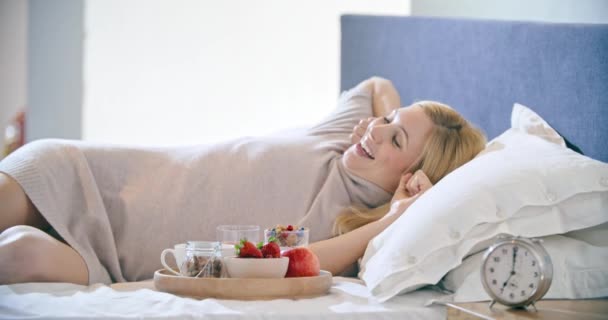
[281,247,320,277]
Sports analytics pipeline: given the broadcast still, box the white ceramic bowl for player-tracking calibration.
[224,257,289,278]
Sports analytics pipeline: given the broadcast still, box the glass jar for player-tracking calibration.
[180,241,222,278]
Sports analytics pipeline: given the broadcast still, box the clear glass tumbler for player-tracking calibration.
[216,225,260,257]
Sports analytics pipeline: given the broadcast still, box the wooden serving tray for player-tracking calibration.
[153,269,332,300]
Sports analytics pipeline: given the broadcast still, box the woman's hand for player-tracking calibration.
[350,117,374,144]
[385,170,433,219]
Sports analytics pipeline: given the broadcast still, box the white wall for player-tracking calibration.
[411,0,608,23]
[83,0,410,146]
[0,0,27,155]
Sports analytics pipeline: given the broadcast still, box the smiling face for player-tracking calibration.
[342,105,434,192]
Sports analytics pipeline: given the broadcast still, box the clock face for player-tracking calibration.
[482,242,542,305]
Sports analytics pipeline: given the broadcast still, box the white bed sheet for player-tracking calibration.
[0,277,447,319]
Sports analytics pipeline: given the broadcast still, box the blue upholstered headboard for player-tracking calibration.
[340,15,608,162]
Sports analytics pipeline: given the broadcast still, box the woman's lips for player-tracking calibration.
[356,143,373,159]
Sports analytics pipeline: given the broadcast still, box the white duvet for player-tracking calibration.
[0,277,447,319]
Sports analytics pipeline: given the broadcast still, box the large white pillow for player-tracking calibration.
[358,103,608,302]
[511,103,565,147]
[441,232,608,301]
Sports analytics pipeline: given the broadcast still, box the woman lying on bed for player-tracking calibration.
[0,77,486,285]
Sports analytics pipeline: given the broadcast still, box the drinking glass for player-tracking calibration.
[216,225,260,257]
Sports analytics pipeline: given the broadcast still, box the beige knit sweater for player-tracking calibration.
[0,87,390,284]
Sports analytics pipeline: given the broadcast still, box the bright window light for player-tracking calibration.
[84,0,409,146]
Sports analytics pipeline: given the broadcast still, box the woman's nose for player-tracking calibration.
[368,124,389,143]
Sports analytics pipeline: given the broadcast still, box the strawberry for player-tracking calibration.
[235,239,262,258]
[260,241,281,258]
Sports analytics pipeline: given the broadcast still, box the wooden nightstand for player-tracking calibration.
[445,299,608,320]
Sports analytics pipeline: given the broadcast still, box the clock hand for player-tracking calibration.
[500,246,518,294]
[512,246,518,273]
[500,274,513,294]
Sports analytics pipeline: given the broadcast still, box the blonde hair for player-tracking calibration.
[333,101,486,235]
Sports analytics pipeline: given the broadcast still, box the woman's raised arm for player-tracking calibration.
[353,77,402,117]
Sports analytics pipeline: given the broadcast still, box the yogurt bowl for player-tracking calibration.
[223,256,289,278]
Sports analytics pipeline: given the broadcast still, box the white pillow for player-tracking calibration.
[441,233,608,301]
[511,103,566,147]
[358,103,608,302]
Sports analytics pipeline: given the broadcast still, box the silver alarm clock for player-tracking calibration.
[480,235,553,310]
